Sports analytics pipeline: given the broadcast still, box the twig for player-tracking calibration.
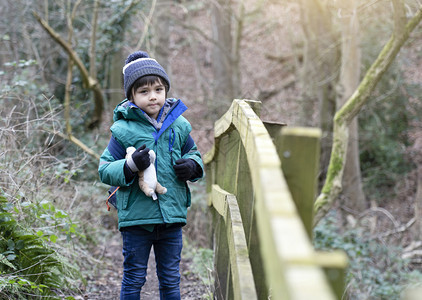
[134,0,157,50]
[374,217,415,240]
[43,128,100,160]
[358,207,401,228]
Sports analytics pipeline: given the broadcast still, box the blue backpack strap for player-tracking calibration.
[182,134,194,156]
[106,136,126,210]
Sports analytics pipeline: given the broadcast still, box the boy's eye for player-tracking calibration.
[156,87,164,92]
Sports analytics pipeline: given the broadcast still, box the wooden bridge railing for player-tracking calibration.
[204,99,348,300]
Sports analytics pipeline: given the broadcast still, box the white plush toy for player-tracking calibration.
[126,147,167,200]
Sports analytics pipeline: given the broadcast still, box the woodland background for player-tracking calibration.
[1,0,422,299]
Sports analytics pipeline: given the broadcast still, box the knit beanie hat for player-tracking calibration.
[123,51,170,99]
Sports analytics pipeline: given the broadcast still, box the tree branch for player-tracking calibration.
[54,130,100,160]
[33,10,104,127]
[313,5,422,226]
[33,11,95,89]
[89,0,99,79]
[134,0,157,50]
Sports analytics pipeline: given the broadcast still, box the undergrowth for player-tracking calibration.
[314,210,422,299]
[182,238,214,299]
[0,192,81,299]
[0,71,99,298]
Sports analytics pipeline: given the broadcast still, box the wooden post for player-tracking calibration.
[277,127,321,238]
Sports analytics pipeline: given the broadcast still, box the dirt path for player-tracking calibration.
[82,228,210,299]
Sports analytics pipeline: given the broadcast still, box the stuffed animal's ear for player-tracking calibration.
[148,150,156,163]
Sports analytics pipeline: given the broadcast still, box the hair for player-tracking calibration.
[128,75,169,100]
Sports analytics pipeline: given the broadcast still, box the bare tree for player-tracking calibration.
[210,0,236,116]
[337,0,366,211]
[298,0,339,128]
[298,0,340,187]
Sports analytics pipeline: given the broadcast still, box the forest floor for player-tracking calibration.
[76,227,211,299]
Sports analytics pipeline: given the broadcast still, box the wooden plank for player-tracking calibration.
[210,184,229,220]
[254,193,290,298]
[236,145,255,245]
[313,251,348,300]
[277,126,321,238]
[286,265,337,300]
[215,134,229,188]
[226,194,257,300]
[248,211,269,299]
[222,130,241,194]
[214,214,230,300]
[203,144,215,165]
[214,100,235,138]
[206,160,216,200]
[244,99,262,117]
[403,287,422,300]
[211,185,257,300]
[237,145,269,299]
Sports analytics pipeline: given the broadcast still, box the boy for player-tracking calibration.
[98,51,204,300]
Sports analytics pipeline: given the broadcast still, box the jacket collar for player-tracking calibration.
[113,98,188,142]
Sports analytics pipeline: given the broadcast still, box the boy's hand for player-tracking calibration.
[173,159,199,181]
[126,144,151,172]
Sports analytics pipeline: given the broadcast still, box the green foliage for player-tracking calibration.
[358,72,416,199]
[0,193,80,299]
[314,211,422,299]
[17,198,84,244]
[97,0,146,53]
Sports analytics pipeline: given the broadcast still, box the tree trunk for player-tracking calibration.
[337,0,366,211]
[299,0,339,127]
[108,50,124,109]
[298,0,320,126]
[152,0,172,85]
[413,166,422,239]
[211,0,234,116]
[298,0,339,185]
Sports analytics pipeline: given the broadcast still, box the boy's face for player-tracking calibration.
[131,80,166,119]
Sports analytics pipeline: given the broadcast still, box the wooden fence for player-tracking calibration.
[204,99,348,300]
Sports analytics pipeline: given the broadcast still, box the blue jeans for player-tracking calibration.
[120,224,183,300]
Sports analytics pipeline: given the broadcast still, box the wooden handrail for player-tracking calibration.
[206,99,345,299]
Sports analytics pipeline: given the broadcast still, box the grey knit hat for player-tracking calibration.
[123,51,170,99]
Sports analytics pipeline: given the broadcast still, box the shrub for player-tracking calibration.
[358,74,415,200]
[0,192,80,299]
[314,211,422,299]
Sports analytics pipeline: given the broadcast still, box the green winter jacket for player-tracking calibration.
[98,98,204,229]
